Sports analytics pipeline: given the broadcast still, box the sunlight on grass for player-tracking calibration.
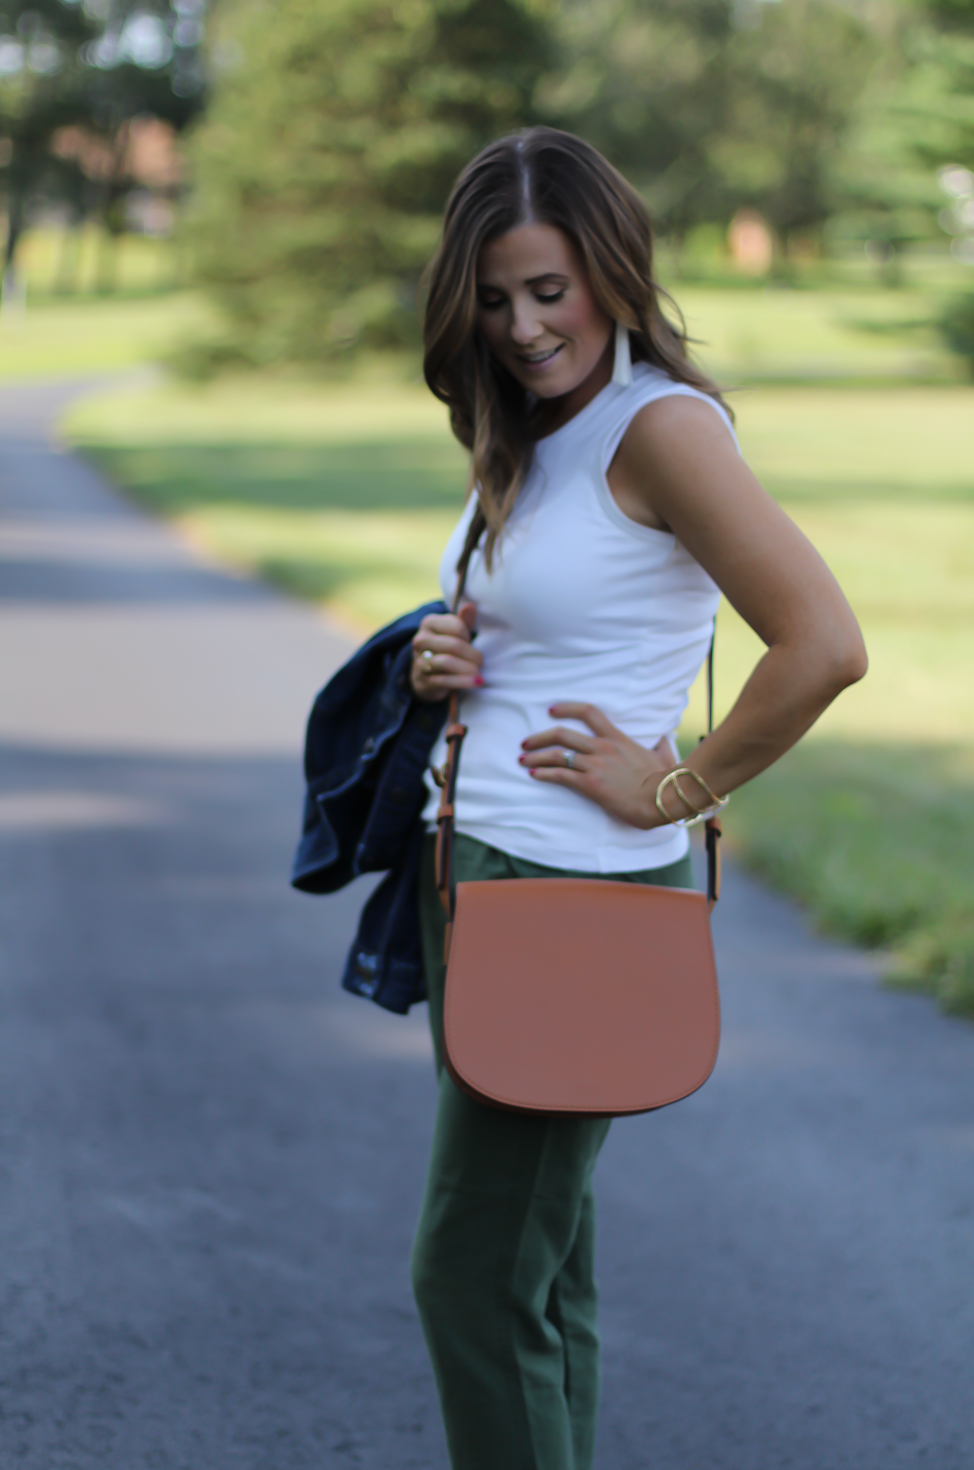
[724,740,974,1012]
[178,506,456,629]
[64,375,456,443]
[0,292,215,381]
[17,225,180,299]
[683,501,974,746]
[679,283,961,385]
[731,387,974,500]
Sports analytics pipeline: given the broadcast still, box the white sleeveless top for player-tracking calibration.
[421,362,737,872]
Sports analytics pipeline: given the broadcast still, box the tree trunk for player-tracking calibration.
[1,165,28,318]
[55,219,84,296]
[96,121,131,296]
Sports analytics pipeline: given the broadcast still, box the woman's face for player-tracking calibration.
[475,222,613,401]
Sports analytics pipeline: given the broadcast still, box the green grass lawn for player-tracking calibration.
[677,282,962,385]
[0,290,214,380]
[62,368,974,1015]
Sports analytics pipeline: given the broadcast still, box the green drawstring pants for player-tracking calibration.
[412,832,694,1470]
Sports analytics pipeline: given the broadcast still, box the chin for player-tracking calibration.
[529,379,570,400]
[509,363,579,399]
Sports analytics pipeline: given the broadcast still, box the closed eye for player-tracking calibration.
[476,289,567,310]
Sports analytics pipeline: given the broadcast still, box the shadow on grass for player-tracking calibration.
[83,439,469,514]
[728,739,974,1015]
[254,554,438,606]
[761,476,974,502]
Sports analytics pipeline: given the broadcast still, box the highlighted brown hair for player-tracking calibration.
[423,127,729,571]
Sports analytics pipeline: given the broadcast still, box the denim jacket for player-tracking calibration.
[290,603,448,1013]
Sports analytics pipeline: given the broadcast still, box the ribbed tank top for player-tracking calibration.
[421,362,737,872]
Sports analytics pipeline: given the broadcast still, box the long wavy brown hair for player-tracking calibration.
[422,126,729,572]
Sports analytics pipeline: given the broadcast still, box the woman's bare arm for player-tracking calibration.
[522,395,867,826]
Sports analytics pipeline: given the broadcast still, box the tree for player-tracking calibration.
[541,0,882,263]
[911,0,974,362]
[184,0,554,367]
[719,0,879,254]
[0,0,206,302]
[909,0,974,178]
[540,0,740,241]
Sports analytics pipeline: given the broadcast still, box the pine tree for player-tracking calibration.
[910,0,974,177]
[914,0,974,365]
[185,0,553,367]
[539,0,740,239]
[721,0,879,251]
[542,0,879,254]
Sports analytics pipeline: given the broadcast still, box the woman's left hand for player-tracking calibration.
[519,702,676,830]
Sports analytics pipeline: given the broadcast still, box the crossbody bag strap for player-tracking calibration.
[434,552,721,938]
[703,633,722,910]
[434,551,474,946]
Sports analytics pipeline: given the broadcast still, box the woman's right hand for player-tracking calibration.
[410,602,483,702]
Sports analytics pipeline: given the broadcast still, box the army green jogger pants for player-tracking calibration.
[411,832,695,1470]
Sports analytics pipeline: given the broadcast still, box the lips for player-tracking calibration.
[516,344,564,367]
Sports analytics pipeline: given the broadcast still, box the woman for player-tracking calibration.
[407,128,866,1470]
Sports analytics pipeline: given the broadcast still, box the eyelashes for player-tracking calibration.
[477,290,567,311]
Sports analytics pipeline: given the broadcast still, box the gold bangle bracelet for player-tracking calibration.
[655,767,730,829]
[673,765,727,811]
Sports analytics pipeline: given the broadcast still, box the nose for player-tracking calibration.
[509,302,544,346]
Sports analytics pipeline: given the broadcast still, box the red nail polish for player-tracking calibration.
[528,769,537,776]
[474,676,485,687]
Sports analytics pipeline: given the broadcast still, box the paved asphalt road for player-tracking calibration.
[0,378,972,1470]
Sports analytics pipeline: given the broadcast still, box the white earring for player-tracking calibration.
[612,319,632,387]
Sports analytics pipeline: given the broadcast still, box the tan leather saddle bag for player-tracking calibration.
[433,606,722,1118]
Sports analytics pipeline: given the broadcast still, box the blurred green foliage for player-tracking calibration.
[910,0,974,364]
[940,290,974,369]
[550,0,878,248]
[180,0,553,368]
[179,0,974,369]
[0,1,205,295]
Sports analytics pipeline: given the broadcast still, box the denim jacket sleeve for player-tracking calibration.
[291,602,447,893]
[290,602,448,1013]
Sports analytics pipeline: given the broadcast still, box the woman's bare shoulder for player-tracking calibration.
[619,391,735,470]
[607,391,740,530]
